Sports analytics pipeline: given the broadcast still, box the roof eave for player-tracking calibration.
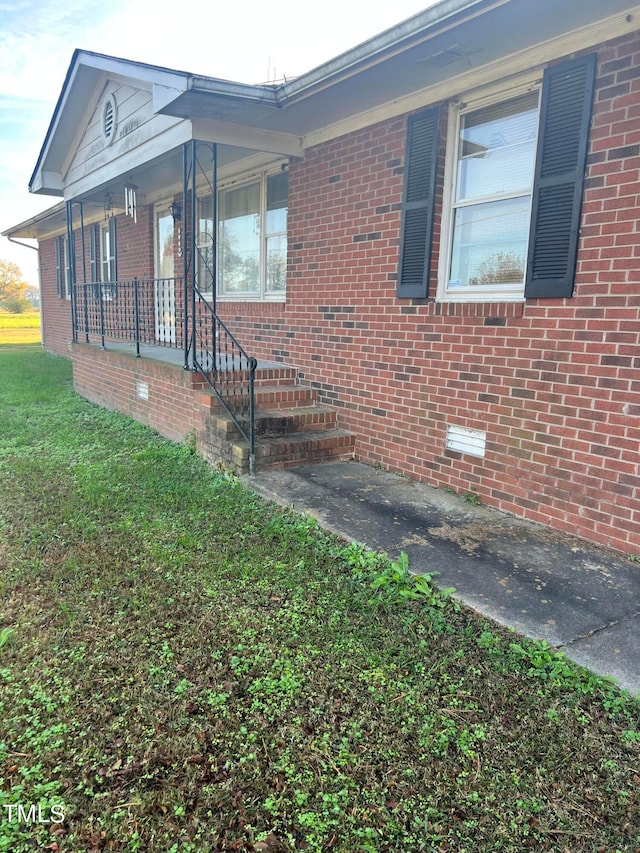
[276,0,503,102]
[2,201,67,240]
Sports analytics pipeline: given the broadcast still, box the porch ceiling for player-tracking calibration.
[67,139,277,213]
[4,139,279,239]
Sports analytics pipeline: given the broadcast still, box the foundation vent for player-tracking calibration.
[136,380,149,401]
[446,425,486,458]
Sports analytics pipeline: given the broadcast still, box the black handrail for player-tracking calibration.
[190,287,256,474]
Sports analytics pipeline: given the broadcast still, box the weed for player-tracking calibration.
[183,429,197,454]
[0,627,14,653]
[369,551,456,608]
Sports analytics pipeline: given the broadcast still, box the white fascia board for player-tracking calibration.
[301,5,640,151]
[30,170,64,196]
[189,76,279,104]
[156,77,279,117]
[77,51,190,92]
[191,118,303,157]
[153,81,189,113]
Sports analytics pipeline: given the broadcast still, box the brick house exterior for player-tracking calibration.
[5,0,639,554]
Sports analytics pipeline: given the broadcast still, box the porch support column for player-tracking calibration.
[182,140,217,372]
[183,142,189,370]
[66,200,78,344]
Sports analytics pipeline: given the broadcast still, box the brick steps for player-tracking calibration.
[231,429,355,470]
[210,404,337,438]
[198,367,354,473]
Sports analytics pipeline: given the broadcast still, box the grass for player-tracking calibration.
[0,310,40,344]
[0,346,638,853]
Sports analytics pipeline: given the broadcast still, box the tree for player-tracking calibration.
[468,251,525,286]
[0,260,29,311]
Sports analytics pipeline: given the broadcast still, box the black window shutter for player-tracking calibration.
[110,216,118,281]
[89,224,98,282]
[55,236,63,297]
[525,53,597,298]
[397,106,440,298]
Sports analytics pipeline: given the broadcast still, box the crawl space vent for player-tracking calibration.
[446,425,486,458]
[136,380,149,401]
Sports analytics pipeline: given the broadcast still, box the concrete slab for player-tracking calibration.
[245,461,640,696]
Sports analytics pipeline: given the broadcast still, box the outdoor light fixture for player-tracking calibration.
[104,192,113,220]
[169,201,181,223]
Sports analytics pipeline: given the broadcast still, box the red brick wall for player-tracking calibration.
[116,206,154,279]
[39,238,73,358]
[217,32,640,554]
[72,342,208,443]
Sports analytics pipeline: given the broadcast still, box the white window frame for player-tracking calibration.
[56,235,71,300]
[100,221,117,283]
[217,169,287,303]
[437,74,542,304]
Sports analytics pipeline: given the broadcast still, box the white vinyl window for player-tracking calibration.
[439,86,540,301]
[217,170,288,300]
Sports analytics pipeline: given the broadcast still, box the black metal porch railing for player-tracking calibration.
[74,278,184,355]
[191,287,257,474]
[72,277,257,473]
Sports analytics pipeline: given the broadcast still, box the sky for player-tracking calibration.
[0,0,435,288]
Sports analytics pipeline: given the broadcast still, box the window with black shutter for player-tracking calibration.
[403,54,597,302]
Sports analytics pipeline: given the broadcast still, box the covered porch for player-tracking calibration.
[65,139,265,470]
[22,52,304,471]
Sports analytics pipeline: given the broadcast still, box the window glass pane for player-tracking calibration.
[196,195,214,293]
[219,182,260,294]
[266,234,287,292]
[457,91,538,202]
[449,197,530,288]
[266,172,288,235]
[156,213,174,279]
[101,223,118,282]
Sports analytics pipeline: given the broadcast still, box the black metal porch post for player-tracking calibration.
[78,202,90,343]
[66,201,78,344]
[183,141,190,371]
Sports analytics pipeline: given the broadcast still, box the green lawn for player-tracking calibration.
[0,346,638,853]
[0,310,40,344]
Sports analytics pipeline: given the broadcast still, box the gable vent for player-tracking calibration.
[102,94,117,144]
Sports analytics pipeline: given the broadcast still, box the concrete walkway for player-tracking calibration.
[246,461,640,697]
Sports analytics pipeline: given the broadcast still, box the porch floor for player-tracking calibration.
[94,340,285,372]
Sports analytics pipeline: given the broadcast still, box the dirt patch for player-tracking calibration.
[427,521,506,555]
